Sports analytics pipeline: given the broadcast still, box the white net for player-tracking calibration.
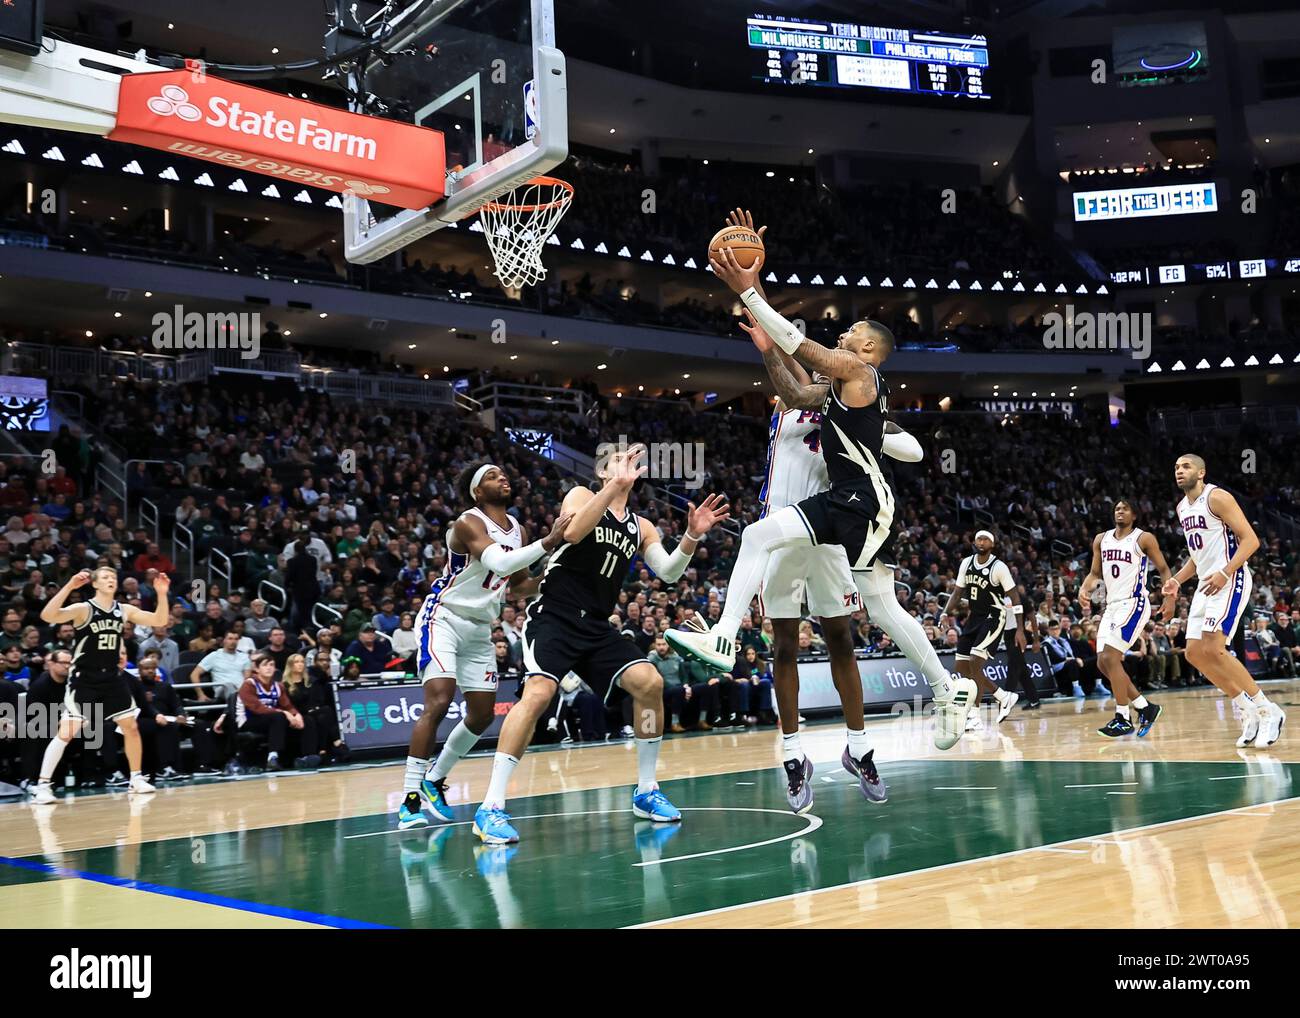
[478,177,574,290]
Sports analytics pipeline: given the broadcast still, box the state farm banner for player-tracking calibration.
[109,71,445,210]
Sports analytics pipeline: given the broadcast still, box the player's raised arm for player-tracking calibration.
[1201,488,1260,594]
[123,573,171,628]
[711,247,873,391]
[562,446,646,544]
[637,495,731,582]
[1079,533,1105,614]
[742,309,828,411]
[455,510,573,580]
[1138,530,1177,620]
[39,571,93,627]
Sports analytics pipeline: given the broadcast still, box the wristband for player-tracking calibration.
[686,531,703,542]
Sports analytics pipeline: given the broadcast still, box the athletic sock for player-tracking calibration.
[993,687,1012,705]
[427,723,479,783]
[404,755,430,793]
[482,752,519,810]
[1234,692,1256,713]
[1116,705,1130,722]
[130,770,142,781]
[1250,691,1271,710]
[781,731,803,763]
[1131,695,1149,711]
[635,736,663,795]
[846,727,871,760]
[39,735,70,784]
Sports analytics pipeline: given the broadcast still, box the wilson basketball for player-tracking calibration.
[708,225,765,270]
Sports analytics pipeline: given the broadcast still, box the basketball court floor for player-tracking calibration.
[1,681,1297,930]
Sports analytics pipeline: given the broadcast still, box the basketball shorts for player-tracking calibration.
[957,610,1007,660]
[1097,596,1151,653]
[417,604,498,692]
[520,603,649,703]
[65,669,136,723]
[758,543,860,619]
[792,478,896,572]
[1186,567,1252,641]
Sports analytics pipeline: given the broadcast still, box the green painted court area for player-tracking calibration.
[5,759,1298,928]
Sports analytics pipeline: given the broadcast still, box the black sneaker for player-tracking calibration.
[194,765,221,776]
[1135,702,1162,738]
[106,770,129,788]
[1098,715,1136,738]
[1021,700,1041,711]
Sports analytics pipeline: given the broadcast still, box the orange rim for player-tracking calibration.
[481,176,574,213]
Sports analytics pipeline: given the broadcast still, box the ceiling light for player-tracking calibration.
[319,312,328,318]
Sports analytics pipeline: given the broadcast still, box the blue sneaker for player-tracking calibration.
[631,787,682,823]
[1135,702,1162,738]
[397,791,428,830]
[473,805,519,845]
[419,775,456,822]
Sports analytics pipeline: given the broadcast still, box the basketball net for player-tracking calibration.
[479,176,574,290]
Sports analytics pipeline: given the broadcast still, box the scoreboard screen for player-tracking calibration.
[747,14,989,100]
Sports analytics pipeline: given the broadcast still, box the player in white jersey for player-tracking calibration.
[1166,454,1284,748]
[1079,500,1175,738]
[397,463,572,829]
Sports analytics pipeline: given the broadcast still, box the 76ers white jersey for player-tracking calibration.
[1177,483,1238,578]
[1100,527,1149,602]
[419,507,522,623]
[759,406,828,514]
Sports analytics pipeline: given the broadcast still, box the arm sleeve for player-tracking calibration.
[479,540,548,577]
[882,429,923,463]
[739,288,806,355]
[642,539,694,583]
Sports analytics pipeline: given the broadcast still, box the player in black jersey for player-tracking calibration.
[471,446,730,844]
[943,531,1027,730]
[668,239,975,752]
[31,565,172,803]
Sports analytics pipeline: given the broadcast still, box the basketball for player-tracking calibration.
[709,225,765,270]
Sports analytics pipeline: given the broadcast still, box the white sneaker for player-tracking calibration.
[934,678,977,751]
[965,709,984,732]
[664,624,735,671]
[128,774,156,795]
[996,691,1020,723]
[1254,705,1286,749]
[1236,708,1260,748]
[29,782,56,805]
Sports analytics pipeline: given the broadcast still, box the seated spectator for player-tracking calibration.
[243,599,280,644]
[192,630,252,703]
[2,645,31,689]
[345,623,395,677]
[282,652,349,764]
[230,652,317,770]
[730,645,776,726]
[1268,612,1298,677]
[130,650,207,780]
[371,597,401,635]
[390,613,418,665]
[132,542,175,575]
[138,625,180,676]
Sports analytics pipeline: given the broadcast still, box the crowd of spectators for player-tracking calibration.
[2,350,1299,785]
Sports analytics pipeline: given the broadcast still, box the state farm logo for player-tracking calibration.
[343,180,390,198]
[147,84,201,122]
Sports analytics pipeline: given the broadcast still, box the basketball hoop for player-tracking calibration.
[478,176,574,290]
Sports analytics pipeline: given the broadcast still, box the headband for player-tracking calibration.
[975,530,995,543]
[470,464,499,496]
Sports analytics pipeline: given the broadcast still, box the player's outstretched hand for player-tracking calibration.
[739,308,774,353]
[1161,577,1180,598]
[686,494,731,537]
[709,246,761,295]
[724,207,768,242]
[606,445,648,491]
[70,570,92,589]
[542,512,575,551]
[1199,570,1229,596]
[154,573,171,596]
[1157,594,1177,622]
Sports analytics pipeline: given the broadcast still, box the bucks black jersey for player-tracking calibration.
[957,555,1012,620]
[819,366,891,489]
[537,506,641,618]
[72,599,124,676]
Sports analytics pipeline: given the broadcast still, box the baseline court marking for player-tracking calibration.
[625,794,1300,928]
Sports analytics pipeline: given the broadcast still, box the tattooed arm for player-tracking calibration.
[742,310,828,410]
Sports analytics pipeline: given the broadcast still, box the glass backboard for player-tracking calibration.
[343,0,568,264]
